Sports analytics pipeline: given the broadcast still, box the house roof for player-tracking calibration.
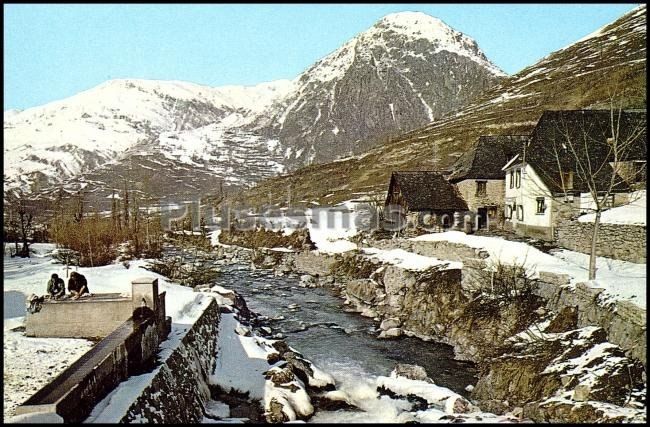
[448,135,529,183]
[387,171,468,211]
[523,109,646,194]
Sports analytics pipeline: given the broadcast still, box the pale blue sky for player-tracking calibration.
[3,3,640,111]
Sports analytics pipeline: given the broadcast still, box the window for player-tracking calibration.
[604,194,615,208]
[476,181,487,196]
[515,169,521,188]
[504,204,512,219]
[536,197,546,214]
[516,205,524,221]
[509,170,514,189]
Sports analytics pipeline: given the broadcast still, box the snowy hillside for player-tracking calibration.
[3,78,294,194]
[4,11,504,200]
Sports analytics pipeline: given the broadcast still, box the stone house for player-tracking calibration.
[503,109,646,240]
[447,135,529,230]
[385,171,468,231]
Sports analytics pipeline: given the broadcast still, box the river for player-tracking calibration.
[218,264,478,422]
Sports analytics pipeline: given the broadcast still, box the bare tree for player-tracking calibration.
[533,100,645,279]
[5,191,36,257]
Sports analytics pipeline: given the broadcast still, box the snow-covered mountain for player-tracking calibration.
[234,5,646,208]
[4,11,504,201]
[3,78,294,194]
[262,12,505,167]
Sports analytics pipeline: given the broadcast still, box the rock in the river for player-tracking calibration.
[446,395,471,414]
[393,363,433,383]
[311,391,357,411]
[380,317,402,331]
[360,307,378,318]
[300,274,316,284]
[378,327,402,339]
[281,264,293,274]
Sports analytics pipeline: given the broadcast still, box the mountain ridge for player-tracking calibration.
[4,11,505,201]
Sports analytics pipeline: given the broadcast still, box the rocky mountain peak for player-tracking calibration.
[365,11,505,76]
[374,11,455,38]
[297,11,506,85]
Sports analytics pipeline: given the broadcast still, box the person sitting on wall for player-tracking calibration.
[46,273,66,299]
[68,271,91,300]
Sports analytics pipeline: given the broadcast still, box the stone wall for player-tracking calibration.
[555,221,646,263]
[534,272,646,365]
[117,298,221,423]
[352,237,645,365]
[340,252,538,361]
[292,251,338,277]
[456,179,505,213]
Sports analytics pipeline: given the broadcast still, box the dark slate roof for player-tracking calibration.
[523,110,646,194]
[448,135,529,183]
[387,171,469,211]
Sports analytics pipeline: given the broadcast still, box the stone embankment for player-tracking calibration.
[218,230,646,423]
[117,298,221,423]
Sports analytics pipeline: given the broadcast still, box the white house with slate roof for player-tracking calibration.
[503,109,646,240]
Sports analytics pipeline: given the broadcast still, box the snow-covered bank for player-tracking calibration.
[362,247,463,271]
[412,231,646,309]
[207,284,348,423]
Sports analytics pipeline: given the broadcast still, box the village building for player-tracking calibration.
[503,109,646,240]
[385,171,469,231]
[447,135,529,230]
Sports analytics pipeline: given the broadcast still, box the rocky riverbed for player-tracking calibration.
[206,231,646,423]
